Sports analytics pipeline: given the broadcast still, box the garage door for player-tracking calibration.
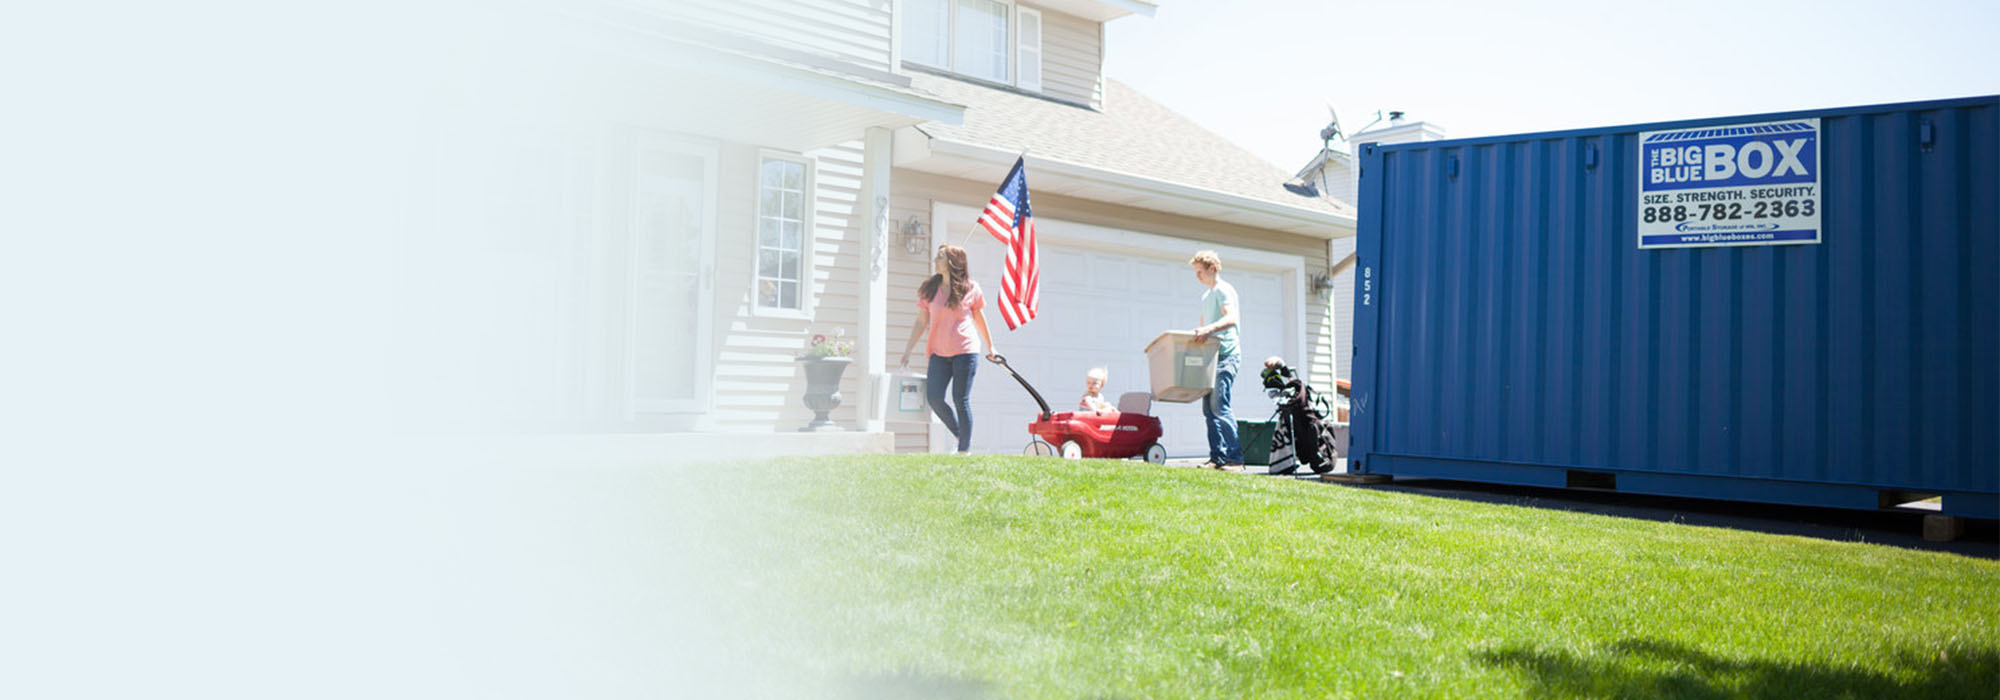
[958,234,1295,458]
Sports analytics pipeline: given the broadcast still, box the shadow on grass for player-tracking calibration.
[1477,638,1998,699]
[1346,478,1999,560]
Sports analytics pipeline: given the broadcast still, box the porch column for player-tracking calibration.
[857,127,893,431]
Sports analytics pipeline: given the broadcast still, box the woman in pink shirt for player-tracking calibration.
[899,244,999,454]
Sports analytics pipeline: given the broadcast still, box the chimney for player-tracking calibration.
[1352,111,1445,149]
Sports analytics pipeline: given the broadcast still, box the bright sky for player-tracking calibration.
[1106,0,2000,171]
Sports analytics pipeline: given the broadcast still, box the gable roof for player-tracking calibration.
[898,72,1355,236]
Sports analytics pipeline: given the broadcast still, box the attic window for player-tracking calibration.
[903,0,1016,86]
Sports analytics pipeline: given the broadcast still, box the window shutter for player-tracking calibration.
[1016,7,1042,91]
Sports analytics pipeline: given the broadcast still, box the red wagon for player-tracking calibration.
[990,355,1167,463]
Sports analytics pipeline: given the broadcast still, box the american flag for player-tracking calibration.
[976,157,1038,330]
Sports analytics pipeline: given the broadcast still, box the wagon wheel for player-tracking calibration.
[1059,440,1084,460]
[1024,438,1056,457]
[1143,442,1167,464]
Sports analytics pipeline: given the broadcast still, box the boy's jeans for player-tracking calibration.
[1202,352,1242,463]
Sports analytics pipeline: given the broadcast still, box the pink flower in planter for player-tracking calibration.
[803,330,854,358]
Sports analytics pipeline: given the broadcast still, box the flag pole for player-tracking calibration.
[961,147,1030,248]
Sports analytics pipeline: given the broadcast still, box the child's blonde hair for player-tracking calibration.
[1086,367,1108,382]
[1189,250,1222,271]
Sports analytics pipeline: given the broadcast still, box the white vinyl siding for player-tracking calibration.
[800,141,870,426]
[885,187,939,453]
[1326,159,1360,209]
[1037,6,1102,108]
[641,0,896,75]
[708,140,870,431]
[1015,7,1042,92]
[755,154,811,313]
[1327,236,1357,382]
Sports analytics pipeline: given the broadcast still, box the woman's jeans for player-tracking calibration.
[1202,351,1243,463]
[927,353,978,452]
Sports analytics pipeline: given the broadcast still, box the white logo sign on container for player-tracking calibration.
[1637,118,1822,249]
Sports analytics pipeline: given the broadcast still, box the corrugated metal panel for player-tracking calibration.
[1351,96,1998,517]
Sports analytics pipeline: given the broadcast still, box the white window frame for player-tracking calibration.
[752,150,815,319]
[900,0,951,71]
[954,0,1011,84]
[901,0,1026,88]
[1015,6,1041,92]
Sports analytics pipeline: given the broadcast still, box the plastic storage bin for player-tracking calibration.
[1144,331,1219,403]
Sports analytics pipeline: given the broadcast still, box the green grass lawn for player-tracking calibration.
[688,455,1999,698]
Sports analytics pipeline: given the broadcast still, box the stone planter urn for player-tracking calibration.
[796,355,852,432]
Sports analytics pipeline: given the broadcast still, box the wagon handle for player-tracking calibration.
[988,354,1052,421]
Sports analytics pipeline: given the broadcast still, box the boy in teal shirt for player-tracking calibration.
[1189,250,1243,470]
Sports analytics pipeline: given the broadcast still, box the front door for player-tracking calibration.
[627,134,717,415]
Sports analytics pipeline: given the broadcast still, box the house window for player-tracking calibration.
[902,0,1016,86]
[954,0,1009,83]
[903,0,950,68]
[756,155,810,312]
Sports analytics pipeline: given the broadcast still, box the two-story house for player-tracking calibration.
[440,1,1355,459]
[880,2,1355,455]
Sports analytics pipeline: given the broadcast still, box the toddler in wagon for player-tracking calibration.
[1078,367,1116,413]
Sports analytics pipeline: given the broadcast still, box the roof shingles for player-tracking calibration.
[910,73,1352,219]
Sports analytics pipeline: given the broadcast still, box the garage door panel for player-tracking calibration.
[1129,313,1155,349]
[1132,260,1174,297]
[973,351,1050,452]
[1042,250,1088,294]
[1175,270,1205,302]
[978,350,1084,451]
[1228,272,1289,438]
[1048,301,1086,346]
[1091,302,1130,347]
[1092,255,1131,291]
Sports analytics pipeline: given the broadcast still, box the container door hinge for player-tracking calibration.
[1919,120,1935,152]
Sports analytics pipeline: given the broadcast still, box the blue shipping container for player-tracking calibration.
[1350,96,1998,518]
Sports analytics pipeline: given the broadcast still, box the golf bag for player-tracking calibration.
[1260,360,1337,475]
